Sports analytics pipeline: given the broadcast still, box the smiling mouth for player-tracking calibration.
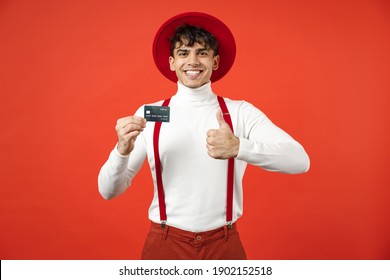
[185,70,203,78]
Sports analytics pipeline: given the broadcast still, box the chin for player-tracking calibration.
[182,80,209,88]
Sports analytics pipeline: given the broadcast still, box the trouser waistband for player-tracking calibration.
[150,222,237,244]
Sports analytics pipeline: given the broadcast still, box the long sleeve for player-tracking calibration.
[235,101,310,174]
[98,125,147,200]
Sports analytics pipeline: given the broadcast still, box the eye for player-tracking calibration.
[177,51,188,57]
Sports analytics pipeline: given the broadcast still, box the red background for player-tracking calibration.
[1,0,389,259]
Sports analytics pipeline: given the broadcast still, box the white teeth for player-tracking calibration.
[186,71,200,76]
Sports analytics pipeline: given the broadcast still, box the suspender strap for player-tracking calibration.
[153,98,171,227]
[217,96,235,227]
[153,96,234,229]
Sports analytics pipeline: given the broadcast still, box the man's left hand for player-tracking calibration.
[206,109,240,159]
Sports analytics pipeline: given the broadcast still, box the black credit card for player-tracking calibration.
[144,105,170,122]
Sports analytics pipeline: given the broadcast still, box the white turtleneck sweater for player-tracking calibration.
[98,82,310,232]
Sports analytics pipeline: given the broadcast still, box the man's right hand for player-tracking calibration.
[115,116,147,156]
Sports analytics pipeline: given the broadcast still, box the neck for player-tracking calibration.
[175,82,215,102]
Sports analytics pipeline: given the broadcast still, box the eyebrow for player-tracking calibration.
[176,47,209,53]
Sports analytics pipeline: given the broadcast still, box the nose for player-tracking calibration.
[187,52,200,66]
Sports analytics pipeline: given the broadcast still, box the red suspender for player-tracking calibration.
[217,96,235,227]
[153,96,234,229]
[153,98,171,227]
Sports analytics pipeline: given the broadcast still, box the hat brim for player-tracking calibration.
[153,12,236,83]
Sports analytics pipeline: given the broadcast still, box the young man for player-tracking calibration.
[98,12,310,260]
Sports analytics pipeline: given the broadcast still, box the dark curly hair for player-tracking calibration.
[169,24,219,57]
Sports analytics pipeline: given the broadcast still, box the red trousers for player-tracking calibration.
[141,222,247,260]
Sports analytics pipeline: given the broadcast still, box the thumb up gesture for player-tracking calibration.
[206,109,240,159]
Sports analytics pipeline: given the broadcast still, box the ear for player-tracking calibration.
[213,55,220,71]
[169,56,175,71]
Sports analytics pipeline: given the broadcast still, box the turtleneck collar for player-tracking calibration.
[175,82,216,103]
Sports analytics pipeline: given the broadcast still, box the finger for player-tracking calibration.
[206,137,214,145]
[117,116,146,128]
[206,144,214,157]
[123,130,141,142]
[206,143,217,152]
[216,109,227,127]
[207,129,217,137]
[118,115,146,123]
[117,123,145,139]
[122,122,145,133]
[207,148,221,159]
[116,118,146,133]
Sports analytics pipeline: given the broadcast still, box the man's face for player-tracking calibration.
[169,41,220,88]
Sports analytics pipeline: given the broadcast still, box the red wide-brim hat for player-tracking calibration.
[152,12,236,83]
